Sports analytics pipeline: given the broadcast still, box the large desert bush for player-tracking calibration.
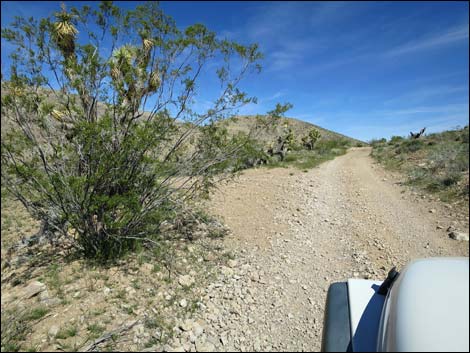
[1,2,290,260]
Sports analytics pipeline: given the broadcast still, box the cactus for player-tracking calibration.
[303,128,322,150]
[285,128,296,148]
[309,128,321,144]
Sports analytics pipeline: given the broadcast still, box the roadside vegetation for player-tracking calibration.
[371,126,469,204]
[265,136,352,171]
[1,1,291,263]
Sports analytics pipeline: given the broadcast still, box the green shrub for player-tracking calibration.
[56,326,78,340]
[389,135,404,144]
[25,307,49,321]
[1,2,291,261]
[396,139,423,153]
[266,138,348,170]
[369,138,387,147]
[374,127,469,202]
[1,306,50,352]
[315,138,349,155]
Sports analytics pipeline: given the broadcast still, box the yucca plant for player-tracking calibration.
[52,4,78,59]
[303,128,322,150]
[1,1,291,261]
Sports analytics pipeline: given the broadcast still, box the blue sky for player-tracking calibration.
[1,1,469,141]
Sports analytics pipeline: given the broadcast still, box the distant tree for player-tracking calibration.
[1,2,291,260]
[302,128,321,150]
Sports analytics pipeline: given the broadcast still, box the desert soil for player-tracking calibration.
[2,147,468,352]
[189,147,469,352]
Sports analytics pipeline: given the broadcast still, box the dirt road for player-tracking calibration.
[193,147,468,352]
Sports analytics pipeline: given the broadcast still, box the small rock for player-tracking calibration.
[48,325,60,338]
[196,339,214,352]
[198,222,208,231]
[449,231,469,241]
[227,259,238,268]
[103,287,111,295]
[193,323,204,337]
[178,275,195,287]
[220,334,229,346]
[250,272,260,282]
[204,253,216,262]
[133,324,145,336]
[126,287,136,295]
[23,281,46,299]
[429,209,436,214]
[39,290,49,302]
[220,266,233,277]
[39,290,60,306]
[253,338,261,351]
[180,319,193,332]
[179,299,188,308]
[141,263,154,272]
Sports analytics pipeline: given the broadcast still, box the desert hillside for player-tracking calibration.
[223,115,364,145]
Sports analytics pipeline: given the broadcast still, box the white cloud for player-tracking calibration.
[256,3,468,73]
[263,90,286,101]
[383,24,469,57]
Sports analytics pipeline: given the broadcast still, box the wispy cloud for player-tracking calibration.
[383,24,469,57]
[378,103,469,117]
[262,90,286,102]
[228,2,334,72]
[303,23,469,76]
[383,85,469,106]
[220,2,468,77]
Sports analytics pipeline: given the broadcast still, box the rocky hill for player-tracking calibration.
[223,115,364,146]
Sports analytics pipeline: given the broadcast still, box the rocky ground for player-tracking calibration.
[1,203,232,352]
[1,147,468,352]
[164,147,468,352]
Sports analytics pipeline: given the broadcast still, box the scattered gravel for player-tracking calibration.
[179,147,469,352]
